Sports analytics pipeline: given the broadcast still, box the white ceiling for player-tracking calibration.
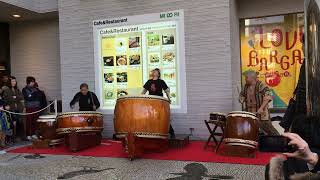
[0,1,58,23]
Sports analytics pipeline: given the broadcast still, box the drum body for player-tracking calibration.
[37,115,63,145]
[56,111,103,135]
[114,95,170,139]
[224,111,258,149]
[210,112,227,121]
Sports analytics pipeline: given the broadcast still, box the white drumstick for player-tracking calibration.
[236,85,240,96]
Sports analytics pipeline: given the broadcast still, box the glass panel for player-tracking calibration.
[240,13,304,109]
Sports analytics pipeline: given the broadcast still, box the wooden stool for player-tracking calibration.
[65,131,102,152]
[32,139,50,149]
[204,120,225,152]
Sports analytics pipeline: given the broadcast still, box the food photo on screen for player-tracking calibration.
[116,72,128,83]
[117,89,128,97]
[162,34,175,45]
[169,86,177,104]
[105,90,114,99]
[116,55,127,66]
[147,33,160,46]
[104,73,114,83]
[149,53,160,64]
[103,56,114,66]
[115,38,127,52]
[129,54,141,65]
[163,51,175,63]
[129,36,140,48]
[163,70,176,81]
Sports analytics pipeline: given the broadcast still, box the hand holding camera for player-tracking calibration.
[283,132,319,166]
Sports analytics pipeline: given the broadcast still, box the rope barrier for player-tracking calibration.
[0,100,56,116]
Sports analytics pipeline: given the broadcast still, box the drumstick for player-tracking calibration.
[237,84,245,110]
[236,84,243,103]
[236,85,240,95]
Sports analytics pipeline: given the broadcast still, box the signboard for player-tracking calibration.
[240,13,304,108]
[93,10,187,113]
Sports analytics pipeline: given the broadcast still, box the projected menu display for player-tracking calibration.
[93,10,186,113]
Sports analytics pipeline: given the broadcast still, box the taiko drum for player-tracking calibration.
[37,115,64,145]
[56,111,103,135]
[224,111,259,149]
[114,95,170,139]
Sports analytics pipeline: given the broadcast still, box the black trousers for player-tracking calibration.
[169,124,175,136]
[11,113,25,139]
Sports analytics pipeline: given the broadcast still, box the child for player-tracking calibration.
[0,100,13,148]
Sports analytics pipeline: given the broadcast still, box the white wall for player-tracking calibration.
[58,0,233,138]
[10,18,61,101]
[35,0,58,13]
[230,0,241,111]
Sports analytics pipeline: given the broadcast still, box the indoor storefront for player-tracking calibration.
[0,0,318,179]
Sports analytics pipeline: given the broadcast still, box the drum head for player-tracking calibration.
[228,111,256,116]
[37,119,56,122]
[57,111,103,117]
[39,115,57,119]
[38,115,56,122]
[227,111,257,120]
[117,95,170,102]
[210,112,226,116]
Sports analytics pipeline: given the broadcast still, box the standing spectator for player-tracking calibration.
[1,75,10,91]
[22,77,41,137]
[0,100,13,147]
[0,75,10,98]
[34,82,47,114]
[3,76,25,140]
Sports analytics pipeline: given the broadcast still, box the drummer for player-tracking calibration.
[239,70,279,135]
[141,68,175,137]
[70,83,100,111]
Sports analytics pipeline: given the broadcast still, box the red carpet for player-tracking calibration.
[9,140,276,165]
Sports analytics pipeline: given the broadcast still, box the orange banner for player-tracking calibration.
[240,14,304,108]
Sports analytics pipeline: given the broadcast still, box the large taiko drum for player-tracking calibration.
[224,111,259,149]
[37,115,64,145]
[56,111,103,135]
[114,95,170,139]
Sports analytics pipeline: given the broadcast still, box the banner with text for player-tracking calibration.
[240,13,304,108]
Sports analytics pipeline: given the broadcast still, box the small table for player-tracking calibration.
[204,120,225,152]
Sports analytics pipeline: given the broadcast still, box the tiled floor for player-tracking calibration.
[0,151,266,180]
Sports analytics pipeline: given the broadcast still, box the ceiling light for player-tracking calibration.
[12,14,21,18]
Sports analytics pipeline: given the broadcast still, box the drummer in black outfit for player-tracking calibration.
[70,83,100,111]
[142,68,175,138]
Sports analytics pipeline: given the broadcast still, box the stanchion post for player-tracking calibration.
[54,99,58,116]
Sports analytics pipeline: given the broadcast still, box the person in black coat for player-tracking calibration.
[70,83,100,111]
[34,82,47,112]
[22,76,41,137]
[280,35,307,131]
